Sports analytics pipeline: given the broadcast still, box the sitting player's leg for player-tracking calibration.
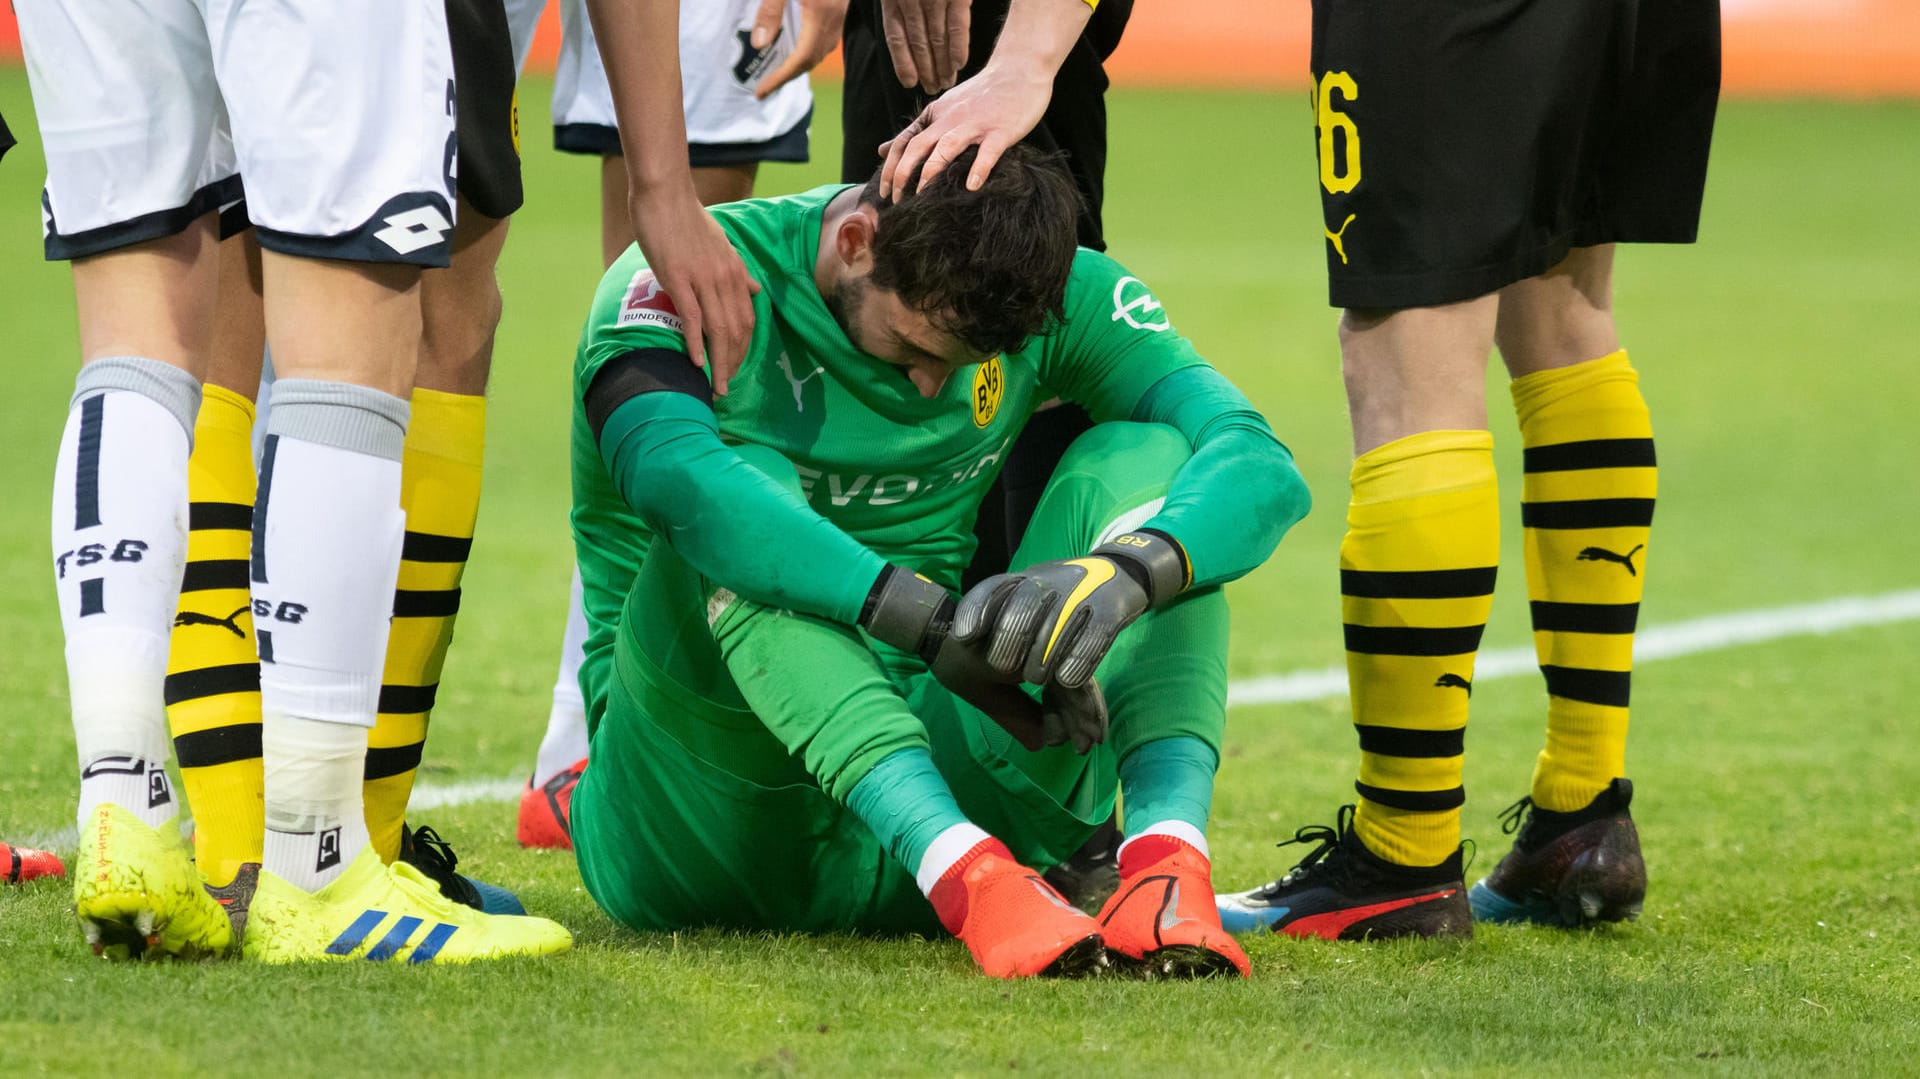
[569,446,1105,977]
[990,422,1248,977]
[19,0,237,957]
[168,231,268,904]
[211,0,565,962]
[1471,244,1649,925]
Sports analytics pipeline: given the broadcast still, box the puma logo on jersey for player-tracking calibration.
[775,351,825,411]
[1577,544,1644,576]
[1325,214,1357,265]
[1434,673,1472,695]
[174,605,249,639]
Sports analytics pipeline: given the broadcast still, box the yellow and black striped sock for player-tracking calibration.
[1513,350,1654,812]
[1343,430,1499,867]
[365,389,486,862]
[166,383,264,886]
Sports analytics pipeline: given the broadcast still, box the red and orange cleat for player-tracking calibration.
[4,841,65,884]
[1097,834,1249,978]
[930,838,1109,979]
[516,758,586,850]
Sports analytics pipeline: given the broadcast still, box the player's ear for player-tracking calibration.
[833,205,879,275]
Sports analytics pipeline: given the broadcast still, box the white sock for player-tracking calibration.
[52,358,199,831]
[914,822,993,895]
[262,714,373,892]
[1117,820,1210,863]
[253,380,408,891]
[533,566,592,787]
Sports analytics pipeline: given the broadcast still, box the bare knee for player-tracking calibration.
[1339,297,1499,456]
[1495,245,1621,376]
[417,207,510,395]
[417,264,502,396]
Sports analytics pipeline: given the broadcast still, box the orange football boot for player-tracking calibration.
[929,838,1108,978]
[1096,834,1249,978]
[3,841,65,884]
[517,758,585,850]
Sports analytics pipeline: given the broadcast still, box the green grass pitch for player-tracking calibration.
[3,72,1919,1074]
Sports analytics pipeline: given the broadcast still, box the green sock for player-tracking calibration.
[846,748,983,890]
[1118,736,1218,857]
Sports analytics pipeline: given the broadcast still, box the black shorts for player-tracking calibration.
[447,0,524,221]
[1311,0,1720,309]
[0,109,15,164]
[839,0,1132,252]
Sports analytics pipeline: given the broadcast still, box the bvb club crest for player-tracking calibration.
[971,356,1003,428]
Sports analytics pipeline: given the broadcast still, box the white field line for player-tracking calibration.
[1227,588,1920,708]
[19,589,1920,847]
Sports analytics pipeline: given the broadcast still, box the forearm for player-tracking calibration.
[1133,368,1312,589]
[582,0,694,191]
[986,0,1094,81]
[598,394,885,624]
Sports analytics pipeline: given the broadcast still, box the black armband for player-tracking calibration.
[584,347,714,440]
[1092,529,1191,606]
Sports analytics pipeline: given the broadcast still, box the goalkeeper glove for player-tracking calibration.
[951,529,1190,689]
[860,566,1108,753]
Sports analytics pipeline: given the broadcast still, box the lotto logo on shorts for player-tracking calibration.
[372,207,454,256]
[617,270,686,333]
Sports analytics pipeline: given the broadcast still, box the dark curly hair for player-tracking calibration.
[860,145,1082,357]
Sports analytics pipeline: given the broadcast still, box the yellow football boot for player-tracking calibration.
[73,803,234,960]
[242,845,572,963]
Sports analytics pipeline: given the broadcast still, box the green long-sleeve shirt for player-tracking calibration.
[570,185,1309,714]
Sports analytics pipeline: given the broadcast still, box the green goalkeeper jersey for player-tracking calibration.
[570,184,1306,719]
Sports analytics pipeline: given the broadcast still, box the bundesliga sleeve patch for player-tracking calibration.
[617,269,686,333]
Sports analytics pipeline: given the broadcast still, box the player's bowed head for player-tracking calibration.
[816,146,1082,398]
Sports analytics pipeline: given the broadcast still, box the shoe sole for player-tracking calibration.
[1036,933,1110,978]
[77,877,232,960]
[1109,944,1243,980]
[74,812,232,961]
[1470,855,1646,929]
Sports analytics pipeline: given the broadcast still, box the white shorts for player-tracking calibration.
[502,0,812,165]
[18,0,458,266]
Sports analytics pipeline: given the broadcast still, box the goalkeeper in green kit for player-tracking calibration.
[568,145,1310,979]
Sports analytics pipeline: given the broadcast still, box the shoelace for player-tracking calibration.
[1496,794,1535,837]
[404,825,461,877]
[1262,804,1359,892]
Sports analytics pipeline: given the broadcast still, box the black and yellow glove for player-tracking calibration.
[859,566,1109,753]
[950,529,1190,689]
